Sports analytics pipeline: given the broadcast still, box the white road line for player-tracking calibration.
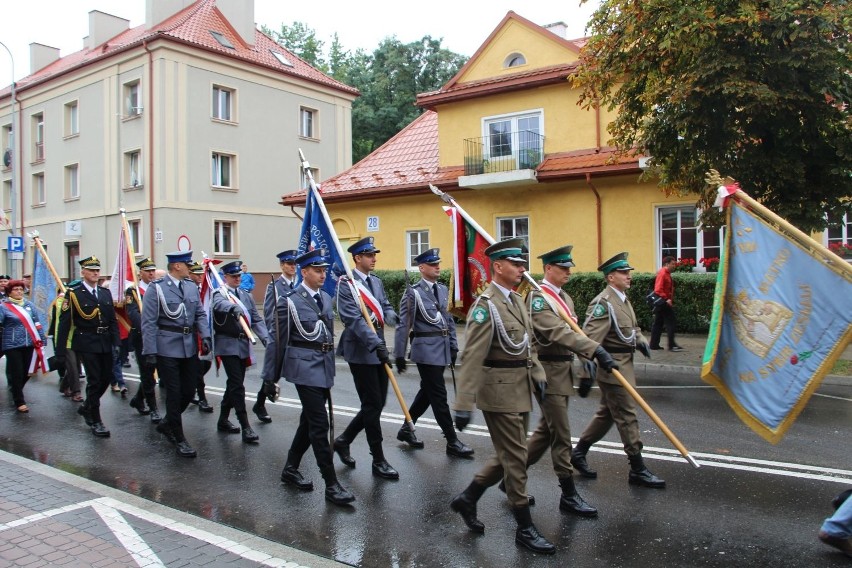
[0,500,93,531]
[92,501,165,567]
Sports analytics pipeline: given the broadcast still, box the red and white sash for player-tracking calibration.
[3,302,47,373]
[539,284,578,323]
[346,278,385,326]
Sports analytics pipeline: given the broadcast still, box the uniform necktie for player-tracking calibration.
[365,275,375,295]
[314,293,324,311]
[178,281,183,294]
[289,281,294,290]
[432,283,440,303]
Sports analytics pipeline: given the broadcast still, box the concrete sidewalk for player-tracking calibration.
[0,451,344,568]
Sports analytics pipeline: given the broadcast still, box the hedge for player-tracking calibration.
[373,269,718,333]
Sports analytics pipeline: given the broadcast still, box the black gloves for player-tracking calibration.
[395,357,407,373]
[578,376,594,398]
[637,341,651,359]
[228,303,242,317]
[454,410,472,431]
[145,354,158,366]
[262,380,280,403]
[450,347,458,368]
[593,346,618,372]
[201,338,212,356]
[374,341,390,364]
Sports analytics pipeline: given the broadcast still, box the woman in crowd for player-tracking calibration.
[0,279,48,412]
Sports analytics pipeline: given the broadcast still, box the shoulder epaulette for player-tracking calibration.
[151,278,165,284]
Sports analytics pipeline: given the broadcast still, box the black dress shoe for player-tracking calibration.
[498,480,535,506]
[280,465,314,491]
[450,493,485,534]
[333,438,356,468]
[252,402,272,423]
[628,467,666,488]
[649,345,664,350]
[90,422,111,438]
[156,422,177,445]
[325,482,355,505]
[241,426,259,444]
[197,399,214,413]
[149,409,162,424]
[560,493,598,517]
[217,420,240,434]
[446,439,475,458]
[175,440,197,458]
[571,451,598,479]
[396,425,424,448]
[129,397,151,416]
[515,525,556,555]
[120,387,128,399]
[77,405,95,426]
[371,460,399,480]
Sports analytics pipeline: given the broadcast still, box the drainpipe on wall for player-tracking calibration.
[144,39,155,257]
[586,172,602,266]
[289,206,303,221]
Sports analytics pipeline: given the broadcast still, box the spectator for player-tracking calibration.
[22,273,32,295]
[0,274,10,299]
[649,256,683,352]
[819,489,852,558]
[239,263,255,292]
[0,279,47,412]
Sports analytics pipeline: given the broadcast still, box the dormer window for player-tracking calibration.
[210,31,235,49]
[504,53,526,68]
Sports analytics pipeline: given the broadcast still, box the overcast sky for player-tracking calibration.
[0,0,602,83]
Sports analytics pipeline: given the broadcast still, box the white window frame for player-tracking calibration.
[825,212,852,260]
[299,107,317,139]
[300,166,319,189]
[657,205,724,272]
[211,152,235,189]
[2,179,12,212]
[127,218,142,255]
[33,112,44,162]
[32,172,45,206]
[124,80,142,117]
[214,220,236,255]
[212,85,234,121]
[1,124,11,172]
[406,230,430,267]
[125,150,142,188]
[64,100,79,137]
[496,215,530,261]
[482,109,543,169]
[65,163,80,200]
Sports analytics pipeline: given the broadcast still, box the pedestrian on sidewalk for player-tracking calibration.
[0,279,47,413]
[239,263,255,293]
[649,256,683,352]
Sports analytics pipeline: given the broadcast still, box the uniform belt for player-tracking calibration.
[411,330,449,338]
[77,326,111,335]
[291,340,335,352]
[607,346,635,354]
[218,330,248,340]
[161,325,196,335]
[537,353,574,362]
[485,358,533,368]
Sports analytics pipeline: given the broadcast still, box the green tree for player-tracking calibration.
[261,21,327,71]
[574,0,851,232]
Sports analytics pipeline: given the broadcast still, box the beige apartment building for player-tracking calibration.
[0,0,357,282]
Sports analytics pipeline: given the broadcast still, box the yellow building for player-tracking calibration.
[282,11,723,274]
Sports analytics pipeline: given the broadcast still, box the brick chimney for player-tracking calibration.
[216,0,256,47]
[84,11,130,50]
[30,43,60,74]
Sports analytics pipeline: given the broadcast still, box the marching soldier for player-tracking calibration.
[273,249,355,506]
[570,252,665,488]
[211,261,269,443]
[127,258,161,422]
[333,236,400,480]
[56,256,121,438]
[141,251,211,457]
[187,261,214,413]
[517,245,618,515]
[393,248,473,458]
[253,249,299,423]
[450,239,555,555]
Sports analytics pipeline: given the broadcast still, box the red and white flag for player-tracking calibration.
[109,226,136,339]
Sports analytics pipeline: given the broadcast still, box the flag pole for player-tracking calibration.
[299,150,415,430]
[119,209,143,310]
[429,184,699,468]
[201,252,257,344]
[26,231,66,292]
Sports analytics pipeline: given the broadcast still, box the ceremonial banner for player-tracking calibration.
[445,206,490,318]
[701,197,852,443]
[30,246,57,325]
[109,225,136,339]
[297,188,345,297]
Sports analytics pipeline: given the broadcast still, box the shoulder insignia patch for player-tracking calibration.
[591,303,607,318]
[531,296,546,312]
[61,298,70,311]
[471,305,489,324]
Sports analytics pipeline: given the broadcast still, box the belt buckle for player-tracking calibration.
[183,327,191,335]
[96,327,107,334]
[322,343,333,352]
[441,329,448,337]
[526,358,533,368]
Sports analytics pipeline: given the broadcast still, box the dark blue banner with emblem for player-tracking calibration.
[701,196,852,443]
[297,189,344,297]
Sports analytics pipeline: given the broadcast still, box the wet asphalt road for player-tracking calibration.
[1,354,850,567]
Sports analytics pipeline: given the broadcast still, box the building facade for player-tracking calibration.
[0,0,357,282]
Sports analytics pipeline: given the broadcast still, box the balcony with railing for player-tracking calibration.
[460,130,543,189]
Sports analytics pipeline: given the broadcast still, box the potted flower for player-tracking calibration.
[699,256,720,272]
[828,242,852,260]
[673,258,696,273]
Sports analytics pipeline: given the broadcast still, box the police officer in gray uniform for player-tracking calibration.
[253,249,299,423]
[394,248,473,458]
[212,261,269,443]
[141,250,211,458]
[272,249,355,506]
[333,236,400,480]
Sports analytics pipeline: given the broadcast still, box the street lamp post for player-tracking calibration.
[0,40,17,278]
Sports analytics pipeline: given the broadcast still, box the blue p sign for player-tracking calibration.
[7,236,24,253]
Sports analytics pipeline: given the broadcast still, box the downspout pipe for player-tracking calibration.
[586,172,602,266]
[144,40,155,257]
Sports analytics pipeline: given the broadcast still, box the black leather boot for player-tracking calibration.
[321,466,355,505]
[558,476,597,517]
[450,482,486,534]
[512,505,556,555]
[147,399,162,423]
[571,440,597,479]
[281,463,314,491]
[129,395,150,416]
[238,413,259,443]
[396,423,424,448]
[628,454,666,488]
[217,407,240,433]
[252,400,271,423]
[333,435,356,468]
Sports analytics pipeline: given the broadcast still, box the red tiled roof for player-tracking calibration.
[3,0,357,98]
[281,112,640,206]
